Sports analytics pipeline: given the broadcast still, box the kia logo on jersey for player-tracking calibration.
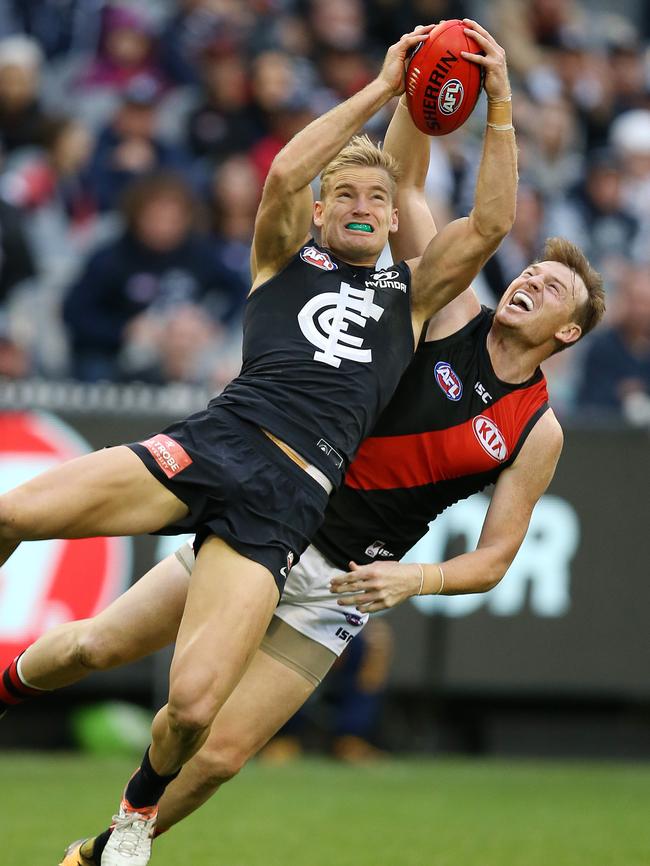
[0,412,131,667]
[472,415,508,462]
[300,246,338,271]
[434,361,463,401]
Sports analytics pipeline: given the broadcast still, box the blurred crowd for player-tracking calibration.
[0,0,648,422]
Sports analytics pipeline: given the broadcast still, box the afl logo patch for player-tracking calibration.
[434,361,463,401]
[439,79,464,116]
[301,246,338,271]
[472,415,508,462]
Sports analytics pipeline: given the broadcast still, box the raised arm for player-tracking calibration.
[408,19,517,334]
[330,410,563,610]
[250,28,431,291]
[383,93,437,262]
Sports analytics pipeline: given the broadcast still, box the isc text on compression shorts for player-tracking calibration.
[175,541,368,685]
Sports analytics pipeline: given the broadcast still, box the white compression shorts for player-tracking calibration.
[174,541,369,684]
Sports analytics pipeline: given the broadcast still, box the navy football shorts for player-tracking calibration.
[127,407,331,593]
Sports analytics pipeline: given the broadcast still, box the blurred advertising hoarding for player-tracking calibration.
[0,411,648,699]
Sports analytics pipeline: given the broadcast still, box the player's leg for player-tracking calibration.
[157,646,317,831]
[69,623,334,865]
[0,446,188,563]
[100,535,279,865]
[1,550,189,716]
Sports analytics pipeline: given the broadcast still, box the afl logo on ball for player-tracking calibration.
[301,246,338,271]
[434,361,463,401]
[438,79,464,115]
[472,415,508,462]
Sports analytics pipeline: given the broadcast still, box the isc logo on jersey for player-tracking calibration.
[472,415,508,462]
[434,361,463,401]
[300,246,338,271]
[0,413,131,668]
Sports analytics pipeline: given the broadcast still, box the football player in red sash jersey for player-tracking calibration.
[1,21,565,866]
[11,26,605,863]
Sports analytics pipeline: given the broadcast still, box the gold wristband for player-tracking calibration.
[487,100,513,128]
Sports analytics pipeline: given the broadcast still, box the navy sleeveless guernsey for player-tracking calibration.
[313,307,550,568]
[212,241,414,486]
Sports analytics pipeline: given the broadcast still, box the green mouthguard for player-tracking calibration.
[346,222,373,233]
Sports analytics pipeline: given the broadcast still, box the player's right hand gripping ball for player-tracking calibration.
[406,19,483,136]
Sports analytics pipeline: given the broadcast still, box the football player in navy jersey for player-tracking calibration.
[15,45,606,866]
[2,21,521,866]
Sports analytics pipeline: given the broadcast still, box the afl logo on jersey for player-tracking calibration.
[434,361,463,401]
[472,415,508,462]
[301,246,338,271]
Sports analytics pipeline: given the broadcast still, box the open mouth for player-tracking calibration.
[508,290,534,312]
[345,222,374,233]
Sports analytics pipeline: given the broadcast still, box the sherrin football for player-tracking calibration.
[406,20,484,136]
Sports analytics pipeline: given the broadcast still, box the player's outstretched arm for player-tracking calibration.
[408,19,517,333]
[251,27,433,289]
[383,86,437,262]
[330,411,563,611]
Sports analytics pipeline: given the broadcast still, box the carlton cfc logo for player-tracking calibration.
[472,415,509,462]
[434,361,463,401]
[0,413,131,667]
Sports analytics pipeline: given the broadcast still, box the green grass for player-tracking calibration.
[2,753,649,865]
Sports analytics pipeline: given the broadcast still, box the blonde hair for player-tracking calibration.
[320,134,400,201]
[540,237,606,352]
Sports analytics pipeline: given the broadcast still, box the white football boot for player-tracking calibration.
[101,801,158,865]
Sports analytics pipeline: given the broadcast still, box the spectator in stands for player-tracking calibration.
[0,194,36,377]
[518,97,583,200]
[159,0,253,87]
[0,0,104,61]
[62,171,245,383]
[576,263,650,424]
[610,109,650,225]
[1,116,95,226]
[209,154,261,287]
[75,4,165,95]
[248,51,319,182]
[87,73,190,211]
[0,35,53,154]
[186,48,261,163]
[549,148,640,270]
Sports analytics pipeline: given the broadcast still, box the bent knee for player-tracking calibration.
[191,740,248,788]
[73,623,131,671]
[167,698,215,741]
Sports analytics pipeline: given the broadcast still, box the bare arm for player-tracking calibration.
[250,28,431,290]
[407,19,517,335]
[330,410,563,611]
[384,94,437,262]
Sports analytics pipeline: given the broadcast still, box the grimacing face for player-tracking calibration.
[495,260,588,349]
[313,167,398,266]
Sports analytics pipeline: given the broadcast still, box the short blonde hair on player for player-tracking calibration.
[320,135,400,201]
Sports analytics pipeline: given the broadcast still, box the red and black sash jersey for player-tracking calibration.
[212,240,414,487]
[313,307,550,568]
